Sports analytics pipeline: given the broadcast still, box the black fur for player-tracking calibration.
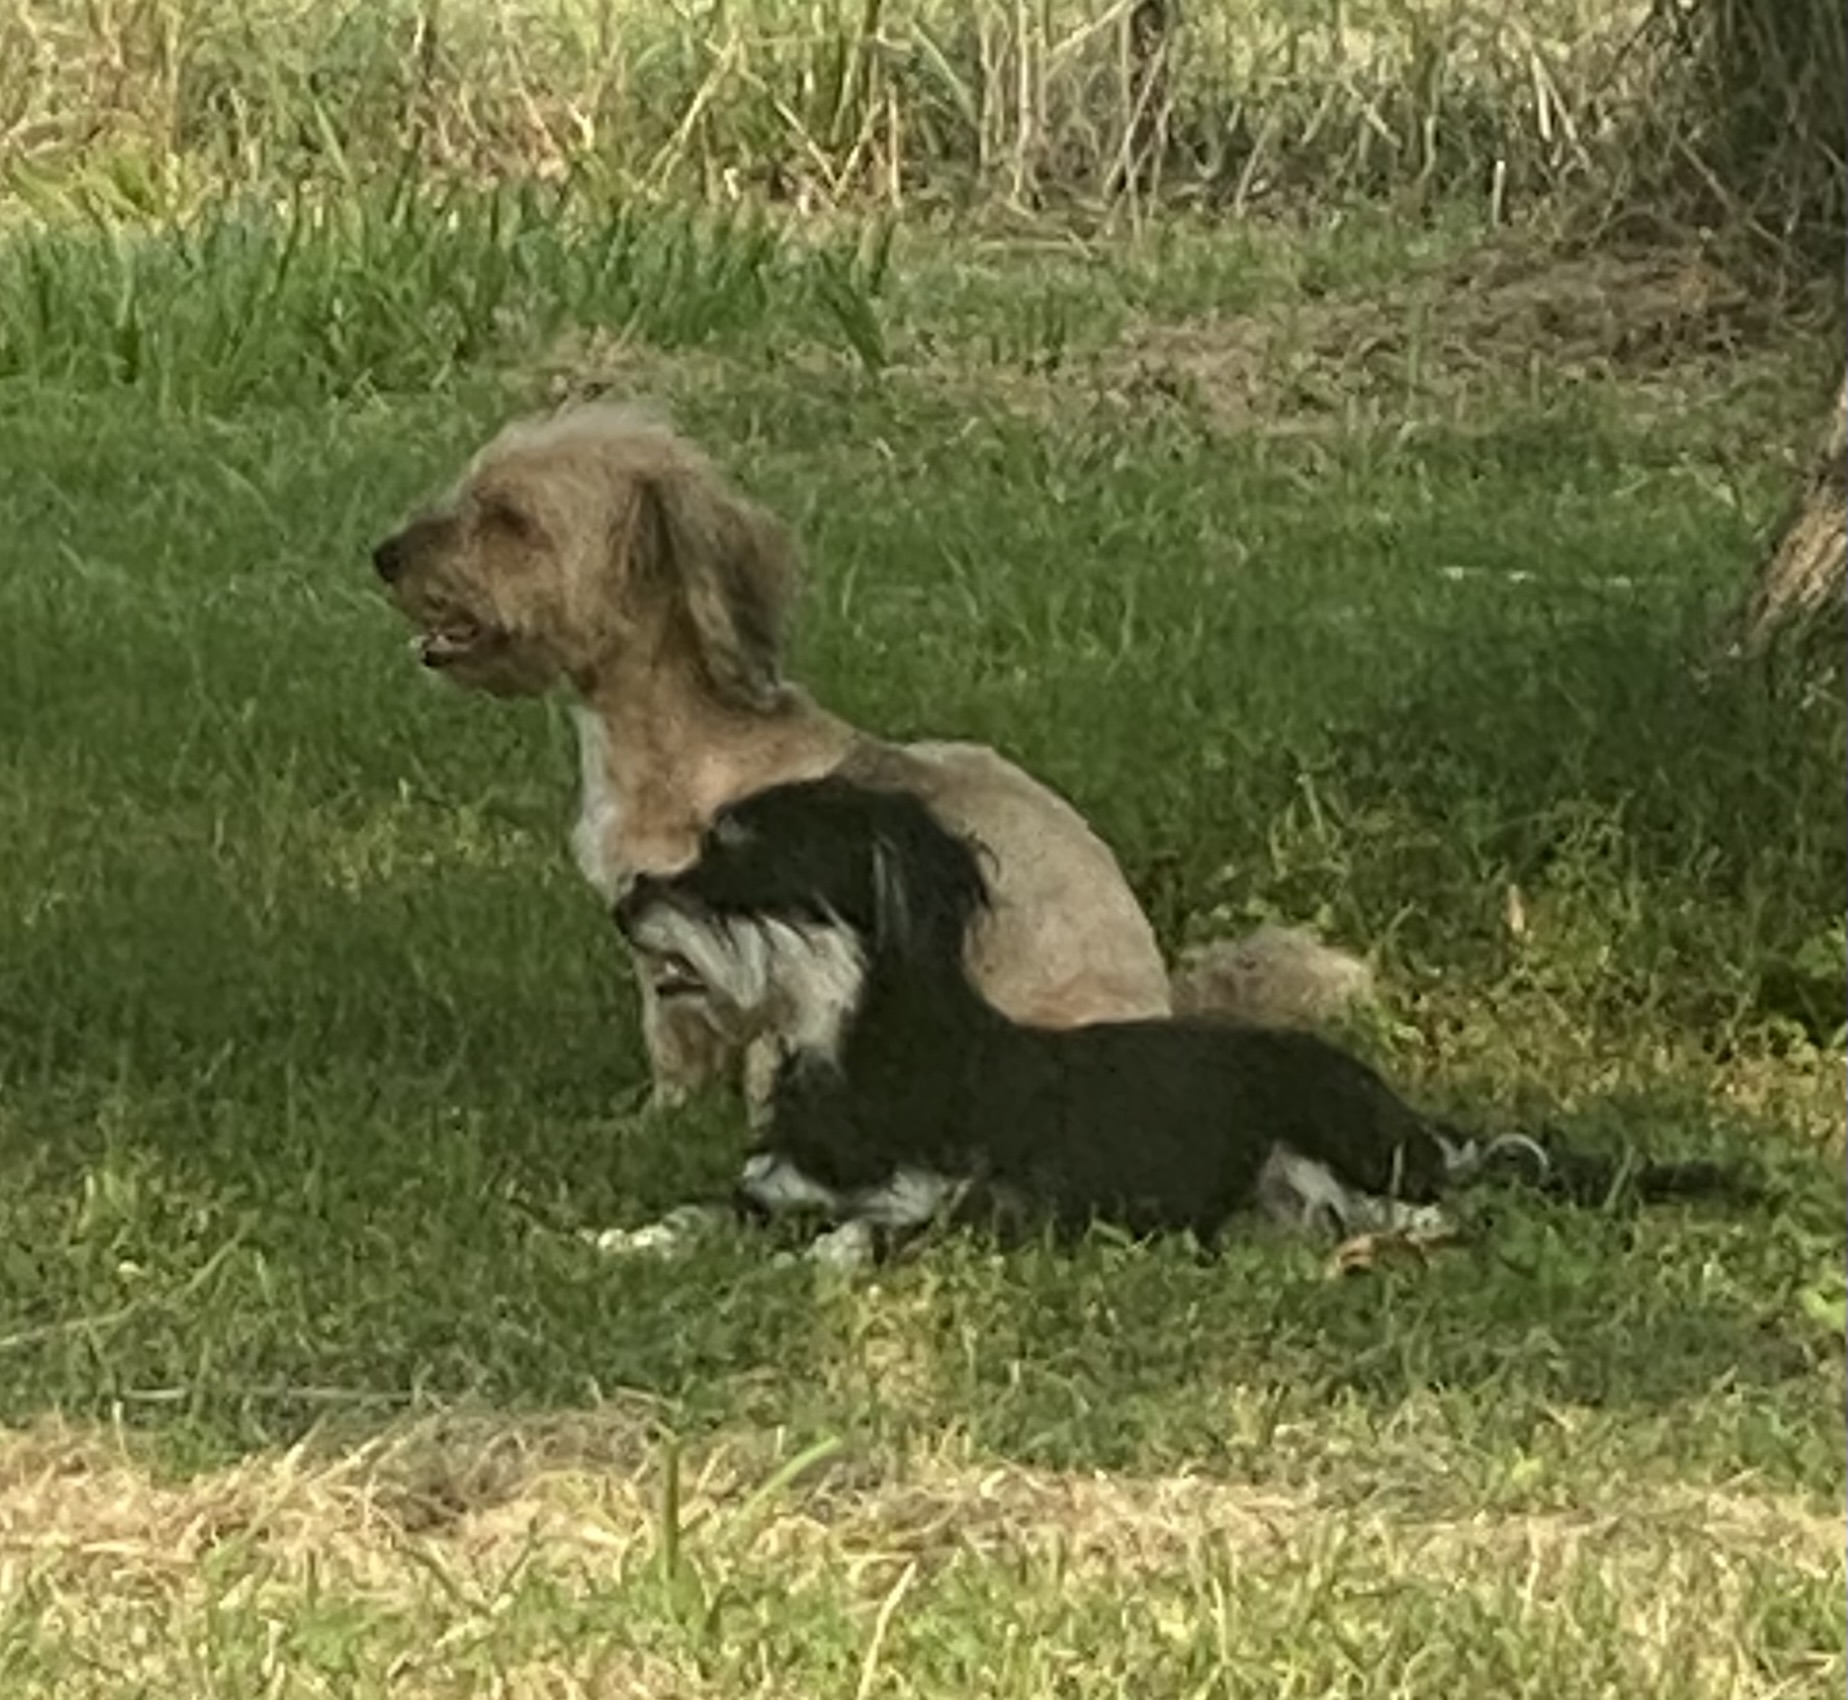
[615,776,1751,1255]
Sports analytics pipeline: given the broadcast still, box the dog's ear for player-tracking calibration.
[867,797,991,962]
[868,831,916,957]
[631,467,796,711]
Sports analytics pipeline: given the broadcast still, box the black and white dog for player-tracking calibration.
[606,776,1742,1268]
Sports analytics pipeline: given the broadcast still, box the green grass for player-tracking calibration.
[0,183,1843,1694]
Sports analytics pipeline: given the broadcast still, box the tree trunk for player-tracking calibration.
[1731,371,1847,657]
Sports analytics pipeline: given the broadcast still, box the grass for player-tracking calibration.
[0,101,1845,1698]
[9,0,1843,268]
[2,1415,1842,1698]
[7,0,1662,213]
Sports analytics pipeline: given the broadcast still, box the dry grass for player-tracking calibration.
[2,1411,1840,1697]
[8,0,1838,270]
[5,1410,1841,1582]
[527,235,1826,446]
[0,0,1736,225]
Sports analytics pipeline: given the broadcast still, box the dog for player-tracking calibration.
[370,402,1374,1121]
[609,775,1747,1267]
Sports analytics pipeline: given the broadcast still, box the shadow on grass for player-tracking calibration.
[0,1013,1838,1490]
[1,604,1840,1481]
[1130,588,1848,1045]
[0,423,1839,1479]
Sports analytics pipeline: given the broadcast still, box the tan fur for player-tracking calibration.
[1171,927,1377,1029]
[374,403,793,707]
[373,401,1367,1106]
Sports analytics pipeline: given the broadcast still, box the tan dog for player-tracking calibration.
[371,403,1368,1108]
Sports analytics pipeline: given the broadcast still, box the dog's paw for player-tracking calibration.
[1330,1192,1454,1239]
[801,1220,878,1272]
[1381,1199,1454,1236]
[585,1205,728,1259]
[644,1081,695,1116]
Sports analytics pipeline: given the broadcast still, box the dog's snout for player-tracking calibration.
[613,877,664,938]
[371,533,410,583]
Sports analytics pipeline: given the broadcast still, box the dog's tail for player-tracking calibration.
[1431,1124,1760,1208]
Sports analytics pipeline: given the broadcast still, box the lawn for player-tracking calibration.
[0,165,1843,1694]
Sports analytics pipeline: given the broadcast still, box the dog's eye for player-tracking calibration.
[709,813,751,851]
[477,494,537,540]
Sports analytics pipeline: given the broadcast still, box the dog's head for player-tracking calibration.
[370,403,795,704]
[613,778,994,1048]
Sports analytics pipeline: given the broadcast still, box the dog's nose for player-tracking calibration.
[371,534,409,583]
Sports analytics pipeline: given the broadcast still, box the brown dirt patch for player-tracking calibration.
[1089,243,1790,435]
[514,239,1817,442]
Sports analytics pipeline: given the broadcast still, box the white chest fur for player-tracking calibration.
[568,705,629,901]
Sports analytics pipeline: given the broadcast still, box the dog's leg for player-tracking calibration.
[1255,1146,1454,1239]
[944,1179,1062,1251]
[741,1033,785,1132]
[795,1169,974,1271]
[637,972,741,1111]
[1255,1146,1357,1235]
[736,1149,850,1214]
[585,977,750,1256]
[591,1145,837,1260]
[744,1153,890,1270]
[802,1219,882,1269]
[625,1159,969,1274]
[587,1203,735,1257]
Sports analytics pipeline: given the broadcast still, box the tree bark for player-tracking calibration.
[1732,371,1847,657]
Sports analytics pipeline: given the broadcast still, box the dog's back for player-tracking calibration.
[956,1016,1450,1242]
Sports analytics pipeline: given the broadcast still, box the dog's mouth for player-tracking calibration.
[622,903,715,999]
[648,951,708,998]
[412,618,487,669]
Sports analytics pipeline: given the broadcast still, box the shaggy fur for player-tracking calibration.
[610,776,1747,1265]
[374,401,1270,1112]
